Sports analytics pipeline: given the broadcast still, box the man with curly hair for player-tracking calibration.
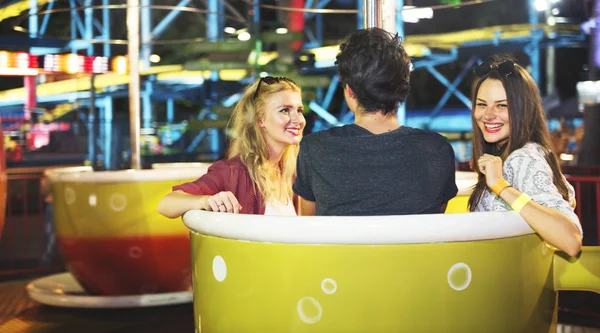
[293,28,458,216]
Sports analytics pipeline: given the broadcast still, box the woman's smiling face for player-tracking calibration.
[474,79,510,146]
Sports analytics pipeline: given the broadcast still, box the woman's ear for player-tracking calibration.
[257,119,265,128]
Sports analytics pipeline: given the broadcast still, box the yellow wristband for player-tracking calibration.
[491,178,510,196]
[511,193,532,213]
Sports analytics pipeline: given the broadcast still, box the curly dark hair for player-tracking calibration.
[335,28,411,116]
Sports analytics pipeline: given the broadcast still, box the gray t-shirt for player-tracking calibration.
[473,142,583,236]
[293,124,458,216]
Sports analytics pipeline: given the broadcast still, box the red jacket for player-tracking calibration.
[172,156,266,214]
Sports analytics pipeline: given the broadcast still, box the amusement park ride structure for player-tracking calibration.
[0,0,588,169]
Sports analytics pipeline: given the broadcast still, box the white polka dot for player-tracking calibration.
[109,193,127,212]
[212,256,227,282]
[321,278,337,295]
[88,194,97,207]
[64,187,76,205]
[297,296,322,324]
[447,262,472,291]
[128,246,143,259]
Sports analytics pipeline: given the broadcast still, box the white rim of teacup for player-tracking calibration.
[47,165,211,183]
[182,210,535,245]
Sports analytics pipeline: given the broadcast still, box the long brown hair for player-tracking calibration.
[468,55,569,211]
[227,78,302,203]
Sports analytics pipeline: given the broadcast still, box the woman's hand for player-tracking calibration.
[477,154,505,188]
[206,191,242,213]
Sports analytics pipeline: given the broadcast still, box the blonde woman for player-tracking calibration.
[158,76,305,217]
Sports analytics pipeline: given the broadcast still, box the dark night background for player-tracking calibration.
[0,0,593,112]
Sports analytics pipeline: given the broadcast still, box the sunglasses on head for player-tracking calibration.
[474,60,515,78]
[253,76,297,100]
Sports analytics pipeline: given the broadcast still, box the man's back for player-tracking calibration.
[293,125,458,216]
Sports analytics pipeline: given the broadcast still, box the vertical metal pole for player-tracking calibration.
[363,0,381,29]
[140,0,152,70]
[40,0,54,35]
[381,0,395,33]
[103,0,113,169]
[84,0,94,55]
[357,0,363,30]
[103,98,113,169]
[395,0,405,125]
[167,99,174,124]
[208,0,220,156]
[26,0,38,122]
[591,0,600,80]
[128,0,142,169]
[103,0,111,58]
[70,0,77,53]
[527,0,540,84]
[251,0,262,68]
[316,12,322,46]
[85,0,95,165]
[395,0,404,38]
[29,0,38,37]
[546,47,555,95]
[141,0,153,129]
[89,74,97,167]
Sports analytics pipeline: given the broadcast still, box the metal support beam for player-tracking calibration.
[393,0,405,125]
[321,74,339,110]
[143,77,153,128]
[151,0,192,39]
[103,97,113,169]
[303,0,329,47]
[102,0,113,169]
[26,0,37,122]
[84,0,96,165]
[84,0,93,55]
[357,0,363,30]
[70,0,76,44]
[127,0,142,169]
[395,0,403,38]
[527,0,540,84]
[167,98,174,124]
[363,0,381,28]
[89,74,97,167]
[68,0,87,53]
[102,0,110,60]
[315,11,323,46]
[140,0,152,67]
[309,101,342,126]
[39,0,54,35]
[426,65,472,109]
[141,0,153,129]
[208,0,220,154]
[428,56,477,123]
[29,0,37,38]
[305,0,331,19]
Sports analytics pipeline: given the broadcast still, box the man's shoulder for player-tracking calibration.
[301,125,352,145]
[400,127,450,144]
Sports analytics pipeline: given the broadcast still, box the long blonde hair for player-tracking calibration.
[227,78,302,203]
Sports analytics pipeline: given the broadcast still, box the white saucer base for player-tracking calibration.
[26,272,193,308]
